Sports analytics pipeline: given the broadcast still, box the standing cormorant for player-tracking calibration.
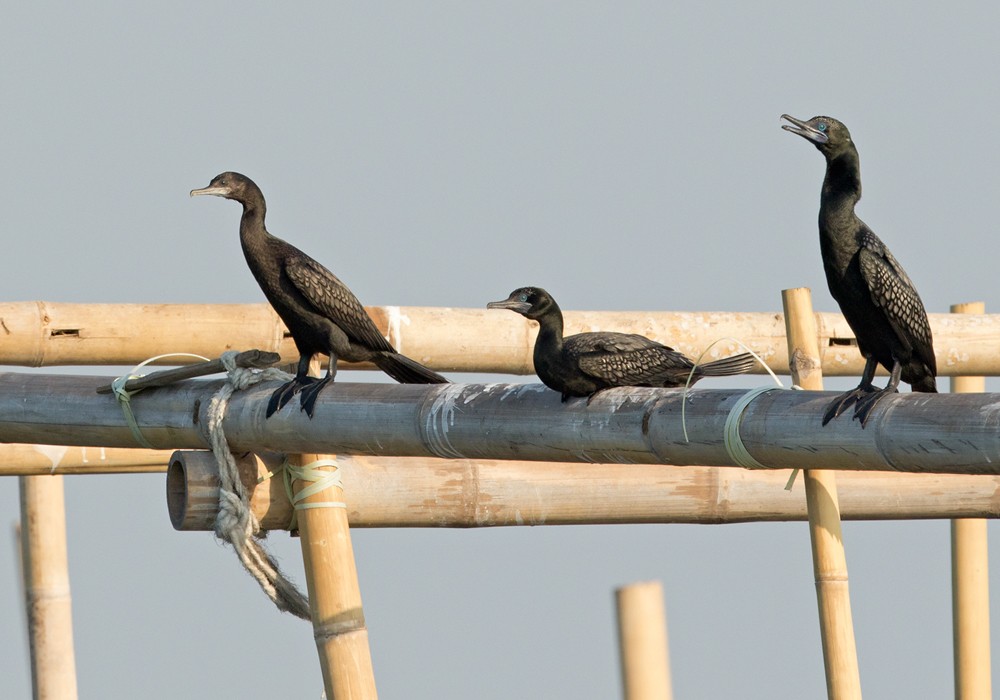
[488,286,757,401]
[191,172,447,417]
[781,115,937,426]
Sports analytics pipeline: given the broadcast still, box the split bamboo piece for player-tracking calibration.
[166,451,1000,529]
[6,374,1000,474]
[3,300,1000,376]
[950,301,992,700]
[292,358,377,699]
[19,475,79,700]
[782,287,861,700]
[616,581,673,700]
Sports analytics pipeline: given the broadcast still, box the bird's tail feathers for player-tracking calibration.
[696,352,757,377]
[373,352,449,384]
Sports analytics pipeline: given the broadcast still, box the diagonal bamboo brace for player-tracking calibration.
[783,287,861,700]
[291,451,377,699]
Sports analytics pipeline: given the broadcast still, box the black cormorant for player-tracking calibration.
[488,287,757,401]
[191,172,447,417]
[781,115,937,426]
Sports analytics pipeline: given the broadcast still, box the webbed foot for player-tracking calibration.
[265,376,320,418]
[298,375,333,418]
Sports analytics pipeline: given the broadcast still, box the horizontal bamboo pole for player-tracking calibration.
[0,445,168,475]
[4,374,1000,474]
[167,451,1000,530]
[2,301,1000,376]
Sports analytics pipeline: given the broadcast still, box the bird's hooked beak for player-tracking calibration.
[189,184,230,198]
[487,298,531,315]
[780,114,829,145]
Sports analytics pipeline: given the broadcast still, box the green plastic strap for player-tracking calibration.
[110,353,210,449]
[723,386,778,470]
[111,374,154,449]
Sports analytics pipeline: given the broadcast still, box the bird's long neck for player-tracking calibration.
[533,302,565,360]
[818,148,862,239]
[238,192,270,264]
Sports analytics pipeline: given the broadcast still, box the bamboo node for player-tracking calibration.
[313,611,369,643]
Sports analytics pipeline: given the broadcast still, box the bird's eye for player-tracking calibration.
[817,123,827,132]
[519,293,528,302]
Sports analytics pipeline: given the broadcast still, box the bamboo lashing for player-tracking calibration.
[4,300,1000,376]
[5,374,1000,474]
[166,451,1000,529]
[782,287,861,699]
[19,475,79,699]
[616,581,673,700]
[950,301,992,700]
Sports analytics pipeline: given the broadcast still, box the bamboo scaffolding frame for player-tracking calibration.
[783,287,861,700]
[950,301,992,700]
[3,374,1000,474]
[3,300,1000,376]
[616,581,673,700]
[166,451,1000,529]
[19,475,78,700]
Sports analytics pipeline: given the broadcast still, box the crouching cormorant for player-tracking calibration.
[191,172,447,417]
[488,286,757,401]
[781,115,937,426]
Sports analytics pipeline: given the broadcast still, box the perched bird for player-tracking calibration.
[487,286,757,401]
[781,115,936,426]
[191,172,447,417]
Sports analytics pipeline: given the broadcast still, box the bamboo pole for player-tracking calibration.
[0,445,168,475]
[3,300,1000,376]
[950,301,992,700]
[19,475,79,700]
[292,452,378,699]
[4,374,1000,474]
[783,287,861,700]
[292,357,377,699]
[616,581,673,700]
[166,451,1000,529]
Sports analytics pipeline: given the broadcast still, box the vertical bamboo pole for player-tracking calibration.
[950,301,991,700]
[616,581,673,700]
[782,288,861,700]
[19,474,79,700]
[294,358,377,699]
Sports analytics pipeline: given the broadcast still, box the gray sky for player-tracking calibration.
[2,2,1000,698]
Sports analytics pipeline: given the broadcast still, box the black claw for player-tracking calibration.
[821,383,878,426]
[852,387,897,428]
[265,377,319,418]
[298,376,332,418]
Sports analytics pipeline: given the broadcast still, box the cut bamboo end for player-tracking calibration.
[616,581,673,700]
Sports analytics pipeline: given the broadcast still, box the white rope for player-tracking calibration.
[205,352,313,620]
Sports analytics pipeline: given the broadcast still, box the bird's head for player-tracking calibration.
[190,171,258,202]
[781,114,853,158]
[487,286,556,321]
